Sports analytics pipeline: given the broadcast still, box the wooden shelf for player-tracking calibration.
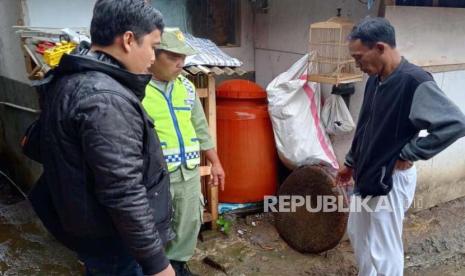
[199,165,211,176]
[197,88,209,98]
[309,42,348,46]
[309,57,355,65]
[188,74,219,230]
[308,73,363,85]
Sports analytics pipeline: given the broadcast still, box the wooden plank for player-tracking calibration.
[309,57,355,64]
[200,165,211,176]
[197,88,209,98]
[28,66,42,79]
[422,63,465,73]
[379,0,396,17]
[208,188,219,230]
[20,39,34,75]
[308,73,363,85]
[23,44,41,68]
[206,74,218,230]
[309,42,348,46]
[207,75,217,148]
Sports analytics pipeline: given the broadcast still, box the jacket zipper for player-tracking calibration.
[360,82,380,158]
[155,88,186,165]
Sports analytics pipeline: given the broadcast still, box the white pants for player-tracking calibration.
[348,166,417,276]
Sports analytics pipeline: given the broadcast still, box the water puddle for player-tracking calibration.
[0,177,81,275]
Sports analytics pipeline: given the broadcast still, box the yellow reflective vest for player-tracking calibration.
[143,76,200,172]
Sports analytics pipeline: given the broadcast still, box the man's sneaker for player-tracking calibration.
[170,260,198,276]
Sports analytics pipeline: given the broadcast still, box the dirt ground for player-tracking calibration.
[1,174,465,275]
[189,196,465,276]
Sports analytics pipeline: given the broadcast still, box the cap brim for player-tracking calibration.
[158,45,198,56]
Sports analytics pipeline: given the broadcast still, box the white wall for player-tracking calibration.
[254,0,379,87]
[0,0,28,82]
[415,70,465,209]
[250,0,465,209]
[386,6,465,67]
[23,0,95,28]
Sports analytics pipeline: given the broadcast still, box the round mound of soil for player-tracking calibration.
[275,165,348,253]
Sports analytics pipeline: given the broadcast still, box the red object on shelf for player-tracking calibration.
[35,41,55,55]
[216,80,278,203]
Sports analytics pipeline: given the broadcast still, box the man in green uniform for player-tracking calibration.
[142,28,225,276]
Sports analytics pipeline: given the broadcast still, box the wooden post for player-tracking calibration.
[379,0,396,17]
[206,74,219,230]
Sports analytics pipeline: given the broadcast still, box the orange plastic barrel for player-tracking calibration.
[216,80,278,203]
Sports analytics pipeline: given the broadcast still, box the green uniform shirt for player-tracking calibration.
[151,79,214,182]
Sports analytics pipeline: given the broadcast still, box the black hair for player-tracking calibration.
[90,0,164,46]
[349,17,396,48]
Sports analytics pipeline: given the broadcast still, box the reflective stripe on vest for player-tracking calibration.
[142,76,200,172]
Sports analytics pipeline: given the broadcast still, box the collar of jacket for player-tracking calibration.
[36,41,152,101]
[377,56,408,86]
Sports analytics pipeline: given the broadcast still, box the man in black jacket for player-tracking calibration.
[31,0,175,275]
[337,17,465,276]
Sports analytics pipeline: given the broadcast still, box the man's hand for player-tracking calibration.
[209,162,225,191]
[152,264,175,276]
[336,165,353,186]
[203,149,225,191]
[395,159,413,171]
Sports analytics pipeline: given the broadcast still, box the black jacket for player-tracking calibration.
[32,43,174,275]
[346,58,465,197]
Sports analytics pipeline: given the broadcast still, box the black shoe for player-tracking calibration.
[170,260,198,276]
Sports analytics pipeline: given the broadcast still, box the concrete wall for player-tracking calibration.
[221,0,255,72]
[250,0,378,182]
[415,71,465,209]
[0,0,41,190]
[151,0,255,72]
[253,0,379,87]
[23,0,95,28]
[250,1,376,180]
[151,0,190,32]
[248,0,465,209]
[386,6,465,67]
[24,0,256,73]
[0,0,95,190]
[0,0,28,83]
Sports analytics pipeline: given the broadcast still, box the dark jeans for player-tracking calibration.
[78,252,144,276]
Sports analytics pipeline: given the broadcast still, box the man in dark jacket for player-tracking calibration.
[30,1,175,275]
[337,17,465,276]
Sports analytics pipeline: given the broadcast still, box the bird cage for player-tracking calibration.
[308,16,363,85]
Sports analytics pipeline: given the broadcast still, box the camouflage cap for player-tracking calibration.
[158,27,197,56]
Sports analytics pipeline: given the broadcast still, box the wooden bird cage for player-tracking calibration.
[308,17,363,85]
